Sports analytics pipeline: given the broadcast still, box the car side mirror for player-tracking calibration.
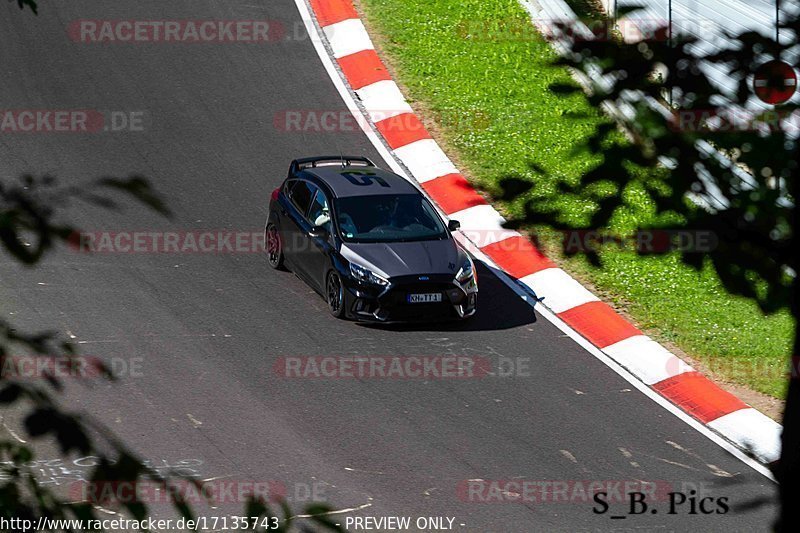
[309,225,329,239]
[448,220,461,231]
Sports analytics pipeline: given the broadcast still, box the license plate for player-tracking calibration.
[407,293,442,303]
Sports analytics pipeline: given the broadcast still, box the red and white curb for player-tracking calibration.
[300,0,782,468]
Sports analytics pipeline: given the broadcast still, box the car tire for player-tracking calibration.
[462,294,478,321]
[326,271,346,319]
[266,223,284,270]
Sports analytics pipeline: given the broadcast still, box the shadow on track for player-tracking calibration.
[358,262,538,332]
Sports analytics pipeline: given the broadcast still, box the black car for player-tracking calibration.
[265,156,478,322]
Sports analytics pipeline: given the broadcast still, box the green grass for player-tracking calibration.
[358,0,794,399]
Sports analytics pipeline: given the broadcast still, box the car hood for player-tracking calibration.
[340,238,463,279]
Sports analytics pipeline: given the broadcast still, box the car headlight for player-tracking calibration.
[455,256,475,283]
[349,262,389,286]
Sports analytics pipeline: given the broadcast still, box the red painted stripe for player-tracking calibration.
[557,301,641,349]
[653,372,748,423]
[481,236,556,279]
[337,50,391,90]
[375,113,431,149]
[309,0,358,27]
[421,174,487,214]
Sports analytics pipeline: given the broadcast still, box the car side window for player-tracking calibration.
[289,180,315,215]
[307,189,331,232]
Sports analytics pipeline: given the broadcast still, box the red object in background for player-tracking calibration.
[753,60,798,105]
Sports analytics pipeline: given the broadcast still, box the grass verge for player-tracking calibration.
[357,0,794,401]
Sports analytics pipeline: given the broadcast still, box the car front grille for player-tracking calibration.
[374,274,461,321]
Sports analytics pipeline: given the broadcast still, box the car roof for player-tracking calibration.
[299,165,421,198]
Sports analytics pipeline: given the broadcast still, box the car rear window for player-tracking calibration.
[290,180,315,215]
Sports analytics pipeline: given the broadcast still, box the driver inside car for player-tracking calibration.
[308,191,332,233]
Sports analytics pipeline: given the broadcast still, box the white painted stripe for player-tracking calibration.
[447,204,518,247]
[355,80,413,122]
[519,268,599,313]
[323,19,374,58]
[466,228,522,247]
[448,204,506,234]
[604,335,694,385]
[393,138,459,183]
[707,408,782,464]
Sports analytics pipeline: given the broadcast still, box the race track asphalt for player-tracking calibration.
[0,1,777,531]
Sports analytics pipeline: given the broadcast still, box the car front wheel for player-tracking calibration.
[326,271,345,319]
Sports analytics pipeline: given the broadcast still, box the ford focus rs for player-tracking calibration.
[265,156,478,322]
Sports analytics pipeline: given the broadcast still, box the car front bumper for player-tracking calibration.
[341,273,477,323]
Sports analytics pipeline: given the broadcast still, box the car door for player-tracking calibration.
[281,179,315,269]
[301,188,335,291]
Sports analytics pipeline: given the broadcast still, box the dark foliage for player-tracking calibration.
[497,6,799,530]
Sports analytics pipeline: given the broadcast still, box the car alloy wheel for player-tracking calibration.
[266,223,283,269]
[326,271,345,318]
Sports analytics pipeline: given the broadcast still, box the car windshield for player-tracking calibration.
[335,194,448,243]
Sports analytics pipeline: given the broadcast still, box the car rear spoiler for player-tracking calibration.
[289,155,376,176]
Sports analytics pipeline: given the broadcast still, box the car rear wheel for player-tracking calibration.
[326,271,345,319]
[266,223,284,269]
